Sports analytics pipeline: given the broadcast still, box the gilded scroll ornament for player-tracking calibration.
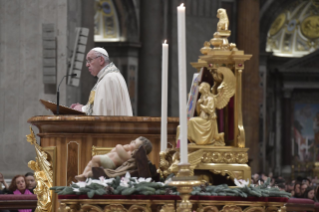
[104,204,127,212]
[157,149,177,178]
[27,127,53,212]
[243,207,265,212]
[202,152,248,164]
[197,206,219,212]
[160,204,176,212]
[81,204,103,212]
[128,204,151,212]
[58,203,70,212]
[220,205,242,212]
[265,207,280,212]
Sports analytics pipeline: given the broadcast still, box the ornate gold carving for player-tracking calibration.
[301,16,319,39]
[103,204,127,212]
[160,204,176,212]
[243,207,265,212]
[217,8,229,31]
[269,13,286,36]
[92,146,113,156]
[210,169,243,181]
[278,206,286,212]
[58,203,70,212]
[128,204,151,212]
[169,164,202,212]
[158,149,177,178]
[197,206,219,212]
[220,205,242,212]
[201,151,248,164]
[27,127,54,212]
[265,206,280,212]
[81,204,103,212]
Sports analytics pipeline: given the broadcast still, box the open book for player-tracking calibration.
[40,99,86,115]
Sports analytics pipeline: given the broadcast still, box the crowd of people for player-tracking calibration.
[251,172,319,201]
[0,172,36,212]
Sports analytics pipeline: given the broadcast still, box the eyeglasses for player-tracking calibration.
[86,56,101,64]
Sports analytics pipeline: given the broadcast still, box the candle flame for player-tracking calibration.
[164,40,167,44]
[179,3,184,7]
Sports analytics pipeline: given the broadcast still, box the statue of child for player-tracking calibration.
[75,136,152,181]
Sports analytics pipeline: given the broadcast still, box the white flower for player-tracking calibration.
[125,172,131,179]
[91,179,108,187]
[137,177,152,183]
[120,181,129,187]
[99,176,105,182]
[72,188,80,192]
[234,178,250,187]
[72,181,87,188]
[120,172,131,187]
[105,178,115,184]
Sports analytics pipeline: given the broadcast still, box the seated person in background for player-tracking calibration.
[9,175,34,212]
[293,181,302,198]
[303,186,315,201]
[0,172,9,194]
[25,172,36,193]
[75,136,152,181]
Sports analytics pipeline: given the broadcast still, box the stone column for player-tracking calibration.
[275,79,282,176]
[237,0,261,173]
[283,89,292,166]
[138,0,164,116]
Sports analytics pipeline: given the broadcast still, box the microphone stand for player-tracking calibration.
[56,74,77,115]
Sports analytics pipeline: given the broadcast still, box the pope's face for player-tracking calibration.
[86,50,103,77]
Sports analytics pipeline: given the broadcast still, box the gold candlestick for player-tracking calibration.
[169,164,201,212]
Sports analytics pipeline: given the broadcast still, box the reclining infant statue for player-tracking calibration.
[75,136,153,181]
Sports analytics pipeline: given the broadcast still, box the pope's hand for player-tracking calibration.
[70,103,83,111]
[70,103,78,109]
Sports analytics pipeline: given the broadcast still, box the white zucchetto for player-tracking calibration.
[91,47,109,58]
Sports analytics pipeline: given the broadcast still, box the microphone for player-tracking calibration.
[56,73,77,115]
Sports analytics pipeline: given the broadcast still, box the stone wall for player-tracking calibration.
[0,0,68,178]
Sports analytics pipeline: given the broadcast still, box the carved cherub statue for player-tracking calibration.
[75,137,152,181]
[217,8,229,31]
[185,67,236,145]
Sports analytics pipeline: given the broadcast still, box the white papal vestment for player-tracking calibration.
[82,62,133,116]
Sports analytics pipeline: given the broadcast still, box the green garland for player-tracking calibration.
[50,176,291,198]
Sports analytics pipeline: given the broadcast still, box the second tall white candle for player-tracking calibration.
[161,41,169,152]
[177,4,188,164]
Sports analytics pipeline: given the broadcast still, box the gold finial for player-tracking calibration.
[210,8,231,50]
[200,41,212,55]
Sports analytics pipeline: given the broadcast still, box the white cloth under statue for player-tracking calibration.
[82,62,133,116]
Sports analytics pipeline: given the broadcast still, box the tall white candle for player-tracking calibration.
[177,3,188,164]
[161,40,169,152]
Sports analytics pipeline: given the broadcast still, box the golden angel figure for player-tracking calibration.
[178,67,235,146]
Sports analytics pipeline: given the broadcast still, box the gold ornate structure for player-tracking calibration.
[160,8,252,184]
[169,164,202,212]
[27,127,56,212]
[58,195,288,212]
